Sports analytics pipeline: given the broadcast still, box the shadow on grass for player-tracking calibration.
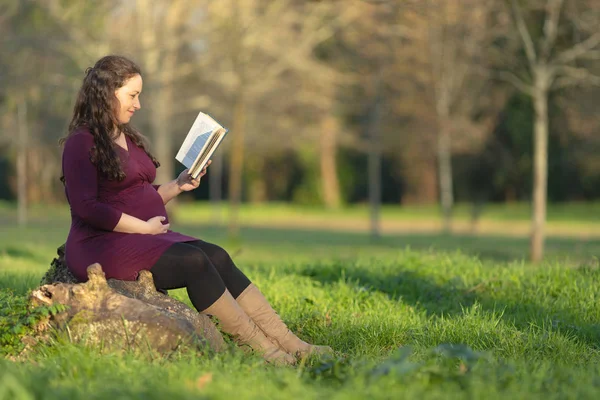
[193,225,600,349]
[296,261,600,350]
[186,224,600,264]
[2,222,599,348]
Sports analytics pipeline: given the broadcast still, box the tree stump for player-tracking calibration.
[30,245,225,355]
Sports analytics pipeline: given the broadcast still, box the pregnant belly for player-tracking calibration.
[106,184,168,222]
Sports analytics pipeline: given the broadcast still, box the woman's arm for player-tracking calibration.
[114,214,169,234]
[154,161,211,205]
[155,180,183,205]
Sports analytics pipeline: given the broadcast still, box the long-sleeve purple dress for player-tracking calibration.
[62,128,196,282]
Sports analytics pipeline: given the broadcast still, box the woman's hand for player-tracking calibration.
[176,160,211,192]
[145,216,170,235]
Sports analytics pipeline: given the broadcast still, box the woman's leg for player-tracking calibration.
[150,242,225,311]
[181,240,251,298]
[236,284,333,358]
[182,240,332,359]
[149,243,295,365]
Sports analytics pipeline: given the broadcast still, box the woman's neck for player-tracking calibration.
[112,127,123,140]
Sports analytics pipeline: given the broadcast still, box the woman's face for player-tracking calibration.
[114,74,143,124]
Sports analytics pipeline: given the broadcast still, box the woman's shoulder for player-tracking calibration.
[64,127,95,150]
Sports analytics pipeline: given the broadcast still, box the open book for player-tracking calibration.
[175,111,228,179]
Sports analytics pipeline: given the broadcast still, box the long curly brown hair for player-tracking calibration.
[59,55,159,182]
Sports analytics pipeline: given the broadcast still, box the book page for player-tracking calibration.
[190,128,228,178]
[180,131,213,169]
[175,112,222,167]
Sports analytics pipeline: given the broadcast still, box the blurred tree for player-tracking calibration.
[328,0,399,237]
[130,0,211,187]
[398,0,503,233]
[558,85,600,199]
[205,0,352,237]
[502,0,600,262]
[0,0,102,220]
[1,0,599,222]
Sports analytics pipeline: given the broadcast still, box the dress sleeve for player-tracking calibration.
[152,184,160,191]
[62,133,123,231]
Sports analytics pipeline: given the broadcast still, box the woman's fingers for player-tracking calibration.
[146,216,170,234]
[201,160,211,176]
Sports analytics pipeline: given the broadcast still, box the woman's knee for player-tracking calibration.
[175,245,219,278]
[204,244,234,271]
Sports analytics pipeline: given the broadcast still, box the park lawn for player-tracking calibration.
[171,200,600,223]
[1,210,600,399]
[2,200,600,235]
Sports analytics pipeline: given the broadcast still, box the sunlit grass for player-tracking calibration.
[3,200,600,224]
[1,204,600,398]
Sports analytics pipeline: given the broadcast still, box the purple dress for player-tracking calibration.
[62,128,196,282]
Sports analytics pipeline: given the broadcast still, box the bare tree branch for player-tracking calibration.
[168,95,210,116]
[554,32,600,64]
[497,70,535,95]
[554,65,600,88]
[540,0,564,61]
[509,0,537,65]
[42,0,110,67]
[0,0,18,24]
[579,50,600,60]
[256,3,357,88]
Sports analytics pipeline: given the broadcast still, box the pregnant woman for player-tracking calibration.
[60,55,331,366]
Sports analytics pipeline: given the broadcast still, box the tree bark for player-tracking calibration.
[33,250,226,356]
[209,151,224,225]
[368,74,383,240]
[530,70,550,263]
[153,49,177,187]
[320,114,341,209]
[17,99,27,226]
[248,156,267,204]
[437,123,454,234]
[228,92,246,238]
[401,154,438,205]
[368,134,382,240]
[137,0,183,198]
[150,94,174,187]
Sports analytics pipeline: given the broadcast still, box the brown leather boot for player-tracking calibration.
[202,290,296,366]
[236,284,333,359]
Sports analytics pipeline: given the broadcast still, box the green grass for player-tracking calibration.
[167,200,600,222]
[3,199,600,223]
[1,204,600,399]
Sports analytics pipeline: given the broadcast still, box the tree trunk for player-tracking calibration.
[368,133,382,240]
[26,147,43,203]
[368,74,383,240]
[209,151,224,225]
[530,72,550,264]
[137,0,179,196]
[248,156,267,204]
[150,93,174,186]
[17,100,27,226]
[228,92,246,238]
[437,123,453,234]
[401,154,438,205]
[320,114,341,209]
[35,252,226,355]
[420,158,438,204]
[152,41,178,188]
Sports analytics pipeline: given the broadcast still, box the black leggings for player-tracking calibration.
[149,240,251,311]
